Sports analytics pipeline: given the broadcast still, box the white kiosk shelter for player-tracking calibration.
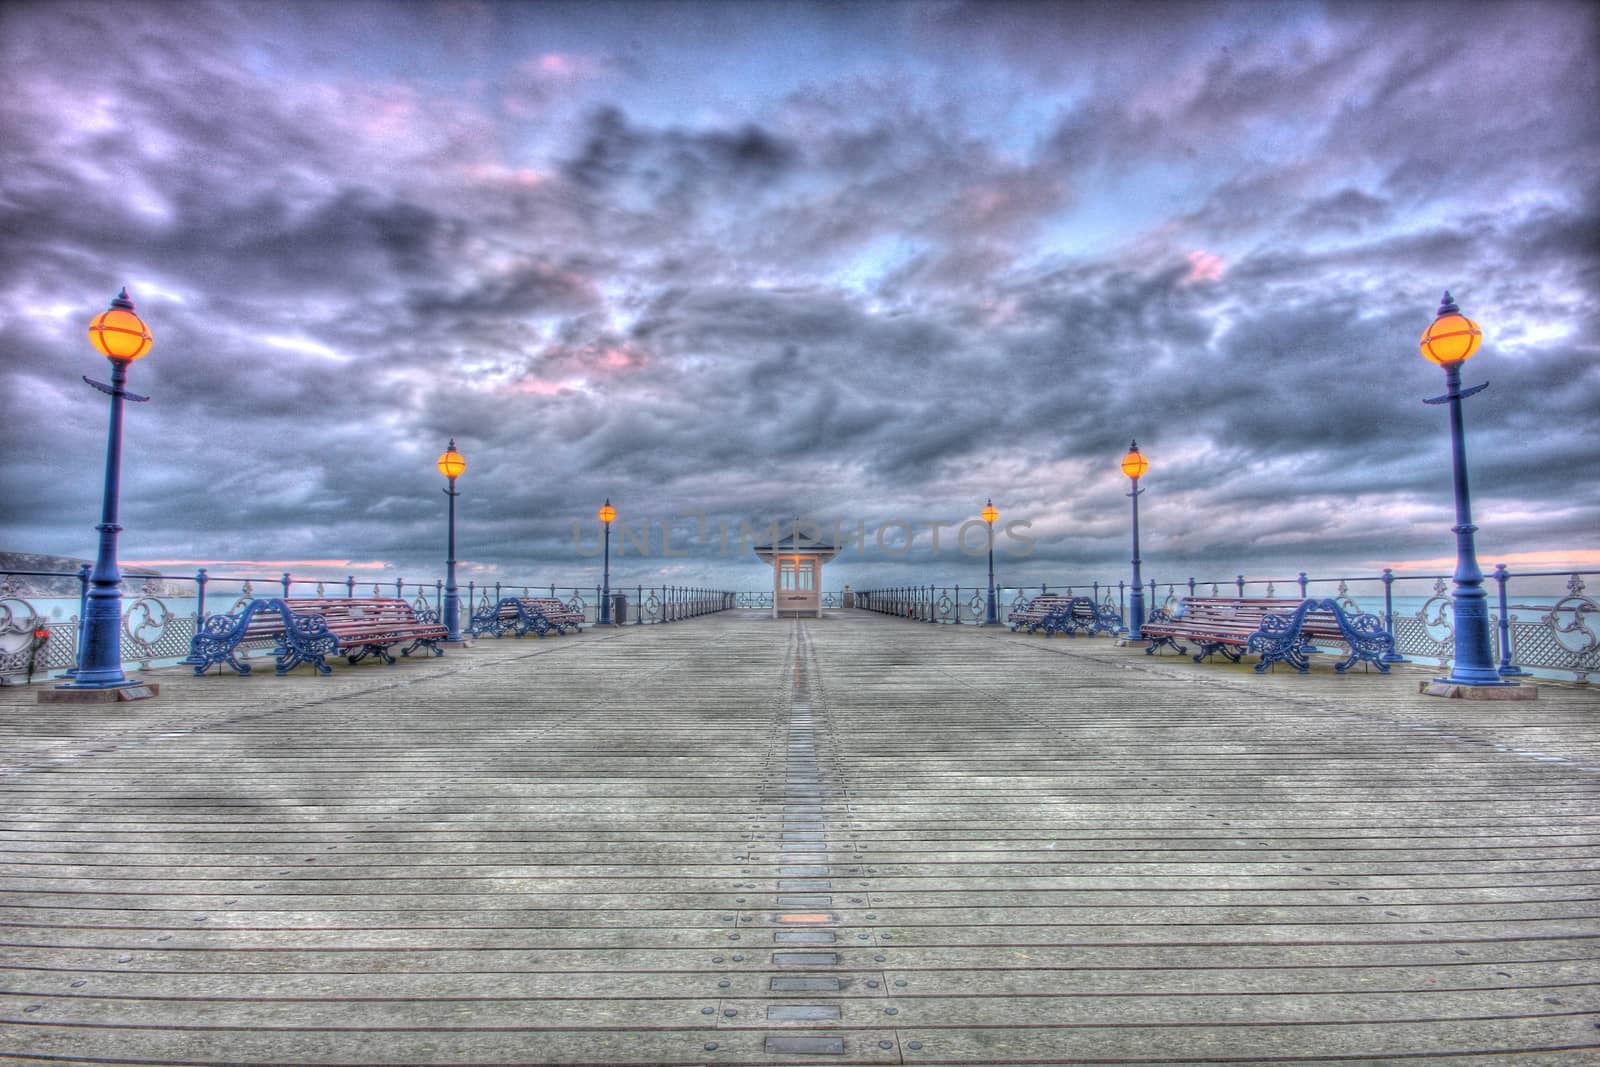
[753,533,841,618]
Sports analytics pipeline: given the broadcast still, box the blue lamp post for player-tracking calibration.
[598,499,615,625]
[1419,292,1517,689]
[982,499,999,624]
[436,440,465,642]
[54,289,155,698]
[1121,441,1149,641]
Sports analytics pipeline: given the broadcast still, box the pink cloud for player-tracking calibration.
[1382,549,1600,573]
[1181,249,1226,285]
[505,376,575,396]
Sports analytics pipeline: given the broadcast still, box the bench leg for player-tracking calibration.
[1145,636,1185,656]
[401,638,443,658]
[1333,646,1390,674]
[276,643,333,676]
[1253,641,1310,674]
[1196,642,1242,664]
[184,646,252,677]
[342,643,395,665]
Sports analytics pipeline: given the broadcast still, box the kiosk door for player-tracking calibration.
[778,556,819,616]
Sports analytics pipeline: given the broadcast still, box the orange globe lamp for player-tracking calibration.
[1420,293,1482,365]
[437,441,466,480]
[599,502,616,524]
[87,288,152,362]
[1121,442,1149,480]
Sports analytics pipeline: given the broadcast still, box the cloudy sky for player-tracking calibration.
[2,0,1596,593]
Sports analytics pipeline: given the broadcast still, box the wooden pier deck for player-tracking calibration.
[2,610,1597,1065]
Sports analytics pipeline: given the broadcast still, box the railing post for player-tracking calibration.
[346,575,354,598]
[1117,580,1125,629]
[1188,577,1195,596]
[1236,574,1245,597]
[1380,568,1407,663]
[1493,564,1527,676]
[396,578,404,600]
[195,568,208,624]
[637,585,644,624]
[281,572,291,598]
[495,581,502,603]
[63,562,91,677]
[435,579,443,615]
[1298,571,1309,598]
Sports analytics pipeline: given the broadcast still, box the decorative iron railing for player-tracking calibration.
[0,568,735,684]
[853,568,1600,684]
[7,563,1595,685]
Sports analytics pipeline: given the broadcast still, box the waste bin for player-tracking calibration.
[611,593,627,624]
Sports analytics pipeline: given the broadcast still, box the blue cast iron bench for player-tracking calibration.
[184,596,447,676]
[1141,596,1396,674]
[1009,594,1121,637]
[469,596,584,638]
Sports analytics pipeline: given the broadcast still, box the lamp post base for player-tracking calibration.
[1115,637,1152,648]
[439,639,473,650]
[39,681,159,704]
[1419,679,1537,701]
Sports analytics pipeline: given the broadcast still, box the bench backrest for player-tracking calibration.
[1173,597,1305,623]
[285,597,424,627]
[1018,594,1077,612]
[523,596,581,617]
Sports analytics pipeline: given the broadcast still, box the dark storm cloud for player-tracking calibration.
[1,0,1594,589]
